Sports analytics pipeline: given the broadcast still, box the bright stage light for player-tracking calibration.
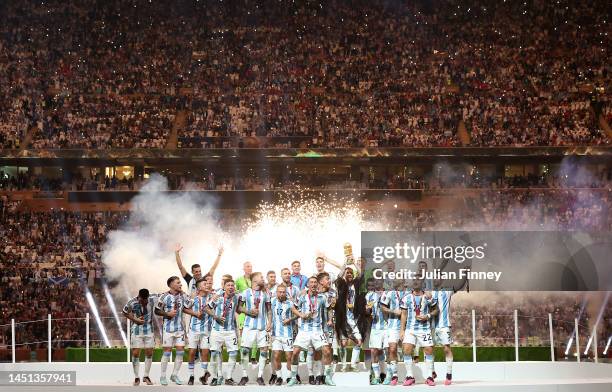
[103,283,128,347]
[86,290,111,347]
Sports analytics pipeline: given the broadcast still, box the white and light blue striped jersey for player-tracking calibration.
[267,284,278,297]
[399,292,436,333]
[380,290,403,330]
[123,295,159,336]
[282,283,300,302]
[365,291,386,330]
[271,297,294,338]
[241,288,271,330]
[156,291,193,333]
[432,289,453,329]
[208,292,240,332]
[320,288,337,333]
[189,293,213,333]
[295,293,329,332]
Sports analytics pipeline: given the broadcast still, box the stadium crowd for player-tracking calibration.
[0,0,609,149]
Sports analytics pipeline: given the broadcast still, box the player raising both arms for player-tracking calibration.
[155,277,197,386]
[122,288,159,386]
[175,244,223,295]
[287,276,335,386]
[186,277,214,385]
[237,271,272,386]
[269,283,298,385]
[205,279,241,386]
[399,279,437,386]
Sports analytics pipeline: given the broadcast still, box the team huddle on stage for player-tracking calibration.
[122,246,455,387]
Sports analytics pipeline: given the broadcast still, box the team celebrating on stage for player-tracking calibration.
[122,244,456,387]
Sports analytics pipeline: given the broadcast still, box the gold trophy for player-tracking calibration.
[344,243,354,265]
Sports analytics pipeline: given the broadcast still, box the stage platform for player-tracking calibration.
[0,361,610,391]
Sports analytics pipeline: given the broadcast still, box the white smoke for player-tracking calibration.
[102,174,383,297]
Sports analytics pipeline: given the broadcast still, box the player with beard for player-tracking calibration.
[380,280,405,385]
[287,276,335,386]
[314,272,337,384]
[399,279,437,386]
[280,267,302,383]
[365,279,387,385]
[186,277,214,385]
[205,279,241,386]
[155,277,198,386]
[237,272,272,386]
[335,266,366,372]
[269,284,298,385]
[123,288,159,386]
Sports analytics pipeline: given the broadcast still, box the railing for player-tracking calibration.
[1,311,608,363]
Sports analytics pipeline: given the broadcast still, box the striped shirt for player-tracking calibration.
[208,291,240,332]
[156,291,193,333]
[295,292,329,332]
[123,295,159,336]
[380,290,403,330]
[189,293,213,333]
[241,288,271,330]
[366,291,386,330]
[399,291,436,333]
[282,283,300,302]
[320,288,337,333]
[271,297,294,338]
[432,289,453,329]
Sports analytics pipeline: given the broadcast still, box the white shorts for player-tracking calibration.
[369,329,388,350]
[294,330,328,350]
[210,330,239,352]
[402,330,433,348]
[241,328,270,348]
[131,333,155,349]
[162,331,185,348]
[188,331,211,350]
[386,329,401,345]
[272,336,294,352]
[434,327,453,346]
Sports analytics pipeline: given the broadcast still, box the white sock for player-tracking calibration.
[227,352,237,379]
[425,354,434,377]
[350,346,361,365]
[188,361,195,376]
[290,364,298,378]
[324,364,333,376]
[340,347,347,366]
[201,361,208,373]
[209,352,219,379]
[390,360,397,377]
[314,359,322,376]
[217,353,223,377]
[306,350,314,375]
[258,352,268,378]
[161,352,171,378]
[446,355,453,375]
[132,357,140,378]
[403,354,413,378]
[372,362,380,378]
[172,350,184,376]
[240,348,250,377]
[144,356,152,377]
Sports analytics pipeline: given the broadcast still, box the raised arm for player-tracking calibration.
[206,245,223,277]
[175,244,188,279]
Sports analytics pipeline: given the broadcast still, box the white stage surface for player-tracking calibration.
[0,361,610,391]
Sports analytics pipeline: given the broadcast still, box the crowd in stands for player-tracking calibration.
[0,0,609,149]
